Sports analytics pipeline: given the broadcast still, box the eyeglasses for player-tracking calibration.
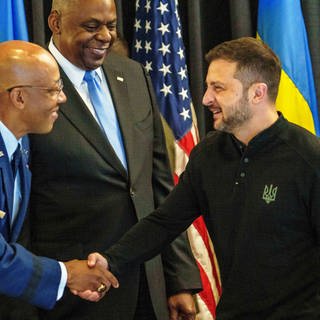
[6,78,64,97]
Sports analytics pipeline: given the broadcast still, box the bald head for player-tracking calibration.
[0,40,59,91]
[0,40,66,139]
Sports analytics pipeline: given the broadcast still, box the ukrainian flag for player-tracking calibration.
[257,0,319,135]
[0,0,29,42]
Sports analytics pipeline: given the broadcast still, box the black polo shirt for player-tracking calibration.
[107,115,320,319]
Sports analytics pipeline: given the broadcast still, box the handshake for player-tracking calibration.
[63,252,118,302]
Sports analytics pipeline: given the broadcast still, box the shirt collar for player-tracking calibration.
[49,38,104,87]
[0,122,21,160]
[230,112,286,153]
[247,112,285,148]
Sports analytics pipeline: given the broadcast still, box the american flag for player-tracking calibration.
[132,1,221,318]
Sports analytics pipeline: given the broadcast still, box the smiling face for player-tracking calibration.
[20,63,66,135]
[0,40,67,138]
[49,0,117,70]
[203,59,253,133]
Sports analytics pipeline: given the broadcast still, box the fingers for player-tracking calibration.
[87,252,108,269]
[168,292,196,320]
[169,308,178,320]
[97,283,107,294]
[170,310,195,320]
[73,289,105,302]
[86,252,119,288]
[100,268,119,289]
[64,259,119,293]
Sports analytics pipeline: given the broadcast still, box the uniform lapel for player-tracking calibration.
[10,146,31,242]
[59,69,127,178]
[0,135,13,240]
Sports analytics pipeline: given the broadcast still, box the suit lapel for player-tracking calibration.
[59,68,127,178]
[103,61,136,180]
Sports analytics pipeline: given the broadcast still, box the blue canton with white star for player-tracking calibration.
[132,0,193,140]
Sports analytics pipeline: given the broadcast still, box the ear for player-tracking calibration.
[9,88,26,110]
[48,10,61,34]
[249,83,268,104]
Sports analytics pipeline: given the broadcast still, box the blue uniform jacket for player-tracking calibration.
[0,134,61,309]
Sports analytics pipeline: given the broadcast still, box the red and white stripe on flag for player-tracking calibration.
[131,1,221,318]
[174,119,222,319]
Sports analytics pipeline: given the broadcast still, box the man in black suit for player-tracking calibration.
[104,37,320,319]
[0,40,118,318]
[27,0,201,319]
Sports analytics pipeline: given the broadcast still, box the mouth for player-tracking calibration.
[87,47,109,58]
[51,108,59,120]
[211,107,222,119]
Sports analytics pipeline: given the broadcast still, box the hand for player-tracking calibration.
[87,252,109,269]
[63,255,119,301]
[168,292,196,320]
[69,253,118,302]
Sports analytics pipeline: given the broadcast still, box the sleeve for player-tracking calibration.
[310,171,320,244]
[105,156,202,280]
[144,69,202,295]
[57,262,67,300]
[0,235,61,310]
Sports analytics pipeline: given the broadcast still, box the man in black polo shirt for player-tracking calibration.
[99,37,320,319]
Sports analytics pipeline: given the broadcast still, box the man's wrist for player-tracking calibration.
[57,261,68,300]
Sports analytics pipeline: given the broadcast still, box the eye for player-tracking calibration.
[107,23,117,31]
[46,87,61,97]
[82,24,99,32]
[214,85,223,92]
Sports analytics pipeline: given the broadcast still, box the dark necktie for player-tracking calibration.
[11,144,22,179]
[83,70,127,169]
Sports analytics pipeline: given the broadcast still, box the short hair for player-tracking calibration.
[51,0,64,10]
[205,37,281,101]
[51,0,76,11]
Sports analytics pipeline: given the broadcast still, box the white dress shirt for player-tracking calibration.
[49,38,127,169]
[49,38,109,122]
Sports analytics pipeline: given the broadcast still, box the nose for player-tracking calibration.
[202,88,214,107]
[58,89,67,103]
[96,25,112,42]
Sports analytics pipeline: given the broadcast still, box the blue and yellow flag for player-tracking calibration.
[258,0,319,135]
[0,0,29,42]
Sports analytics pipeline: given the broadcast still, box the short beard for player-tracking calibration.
[215,94,252,133]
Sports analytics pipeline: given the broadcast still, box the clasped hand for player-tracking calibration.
[64,252,118,302]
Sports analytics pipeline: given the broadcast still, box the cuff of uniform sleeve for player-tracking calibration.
[57,262,67,300]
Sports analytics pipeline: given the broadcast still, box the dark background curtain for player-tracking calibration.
[24,0,319,138]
